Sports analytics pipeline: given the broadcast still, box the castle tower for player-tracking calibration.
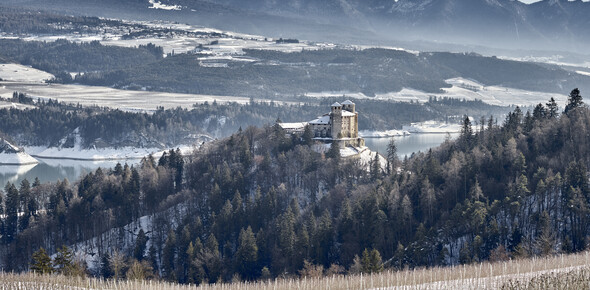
[342,100,355,113]
[342,100,358,138]
[331,102,342,139]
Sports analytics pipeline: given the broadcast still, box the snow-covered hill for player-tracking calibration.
[0,139,38,165]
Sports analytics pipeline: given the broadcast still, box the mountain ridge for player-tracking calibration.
[3,0,589,53]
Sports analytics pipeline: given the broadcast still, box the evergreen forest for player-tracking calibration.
[2,89,590,285]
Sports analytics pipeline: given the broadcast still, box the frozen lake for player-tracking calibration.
[0,158,140,187]
[364,133,460,159]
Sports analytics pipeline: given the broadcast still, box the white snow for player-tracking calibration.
[5,21,331,58]
[354,146,388,171]
[576,70,590,77]
[498,55,590,69]
[0,139,39,165]
[0,100,36,110]
[0,64,54,83]
[25,144,196,161]
[305,91,371,99]
[402,120,462,134]
[70,202,189,271]
[0,152,39,165]
[279,122,307,130]
[342,111,356,117]
[148,0,182,10]
[23,129,198,161]
[312,143,386,171]
[359,129,409,138]
[305,78,568,107]
[309,115,331,125]
[0,82,253,111]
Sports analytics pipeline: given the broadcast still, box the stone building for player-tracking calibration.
[279,100,364,147]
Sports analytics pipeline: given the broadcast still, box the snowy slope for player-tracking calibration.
[0,139,39,165]
[0,152,39,165]
[23,128,198,161]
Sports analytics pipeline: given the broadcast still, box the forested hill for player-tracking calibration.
[4,89,590,285]
[0,93,507,148]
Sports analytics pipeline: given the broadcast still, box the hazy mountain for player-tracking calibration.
[3,0,589,53]
[203,0,590,51]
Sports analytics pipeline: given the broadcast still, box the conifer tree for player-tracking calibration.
[162,231,177,281]
[546,97,559,118]
[386,137,398,175]
[370,153,381,181]
[236,226,258,280]
[134,229,149,261]
[53,245,75,276]
[361,248,383,273]
[30,248,53,274]
[565,88,583,114]
[326,143,340,160]
[19,179,32,231]
[4,182,19,243]
[459,115,473,149]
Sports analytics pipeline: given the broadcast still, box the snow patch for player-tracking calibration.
[148,0,182,10]
[359,129,409,138]
[402,120,461,134]
[0,152,39,165]
[25,144,196,161]
[0,139,39,165]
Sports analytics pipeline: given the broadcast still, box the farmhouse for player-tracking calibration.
[279,100,365,148]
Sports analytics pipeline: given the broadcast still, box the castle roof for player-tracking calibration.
[331,102,341,107]
[342,100,354,105]
[309,115,330,125]
[279,122,307,130]
[342,111,356,117]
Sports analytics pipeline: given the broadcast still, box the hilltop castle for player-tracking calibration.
[279,100,365,148]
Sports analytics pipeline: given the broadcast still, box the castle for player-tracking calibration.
[279,100,365,148]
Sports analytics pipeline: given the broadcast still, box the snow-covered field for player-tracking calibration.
[0,64,54,83]
[4,20,333,58]
[0,81,252,111]
[305,78,568,107]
